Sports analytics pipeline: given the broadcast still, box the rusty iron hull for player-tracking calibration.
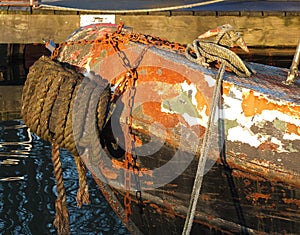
[56,24,300,234]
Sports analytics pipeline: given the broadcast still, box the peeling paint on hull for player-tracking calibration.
[57,24,300,234]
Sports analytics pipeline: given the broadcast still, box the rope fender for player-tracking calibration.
[21,56,110,234]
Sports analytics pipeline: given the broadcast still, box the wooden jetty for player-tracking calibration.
[0,0,299,52]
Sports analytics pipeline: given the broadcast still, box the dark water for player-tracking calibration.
[0,119,129,235]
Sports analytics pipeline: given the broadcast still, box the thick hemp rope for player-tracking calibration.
[52,142,70,235]
[21,56,110,235]
[74,155,90,207]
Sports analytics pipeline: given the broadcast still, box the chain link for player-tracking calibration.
[51,23,185,61]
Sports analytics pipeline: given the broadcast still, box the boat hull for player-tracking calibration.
[55,24,300,234]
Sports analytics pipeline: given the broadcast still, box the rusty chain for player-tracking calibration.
[51,24,176,220]
[52,22,156,220]
[51,23,175,220]
[51,23,185,62]
[108,23,147,221]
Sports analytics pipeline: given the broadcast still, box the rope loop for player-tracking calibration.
[185,39,251,77]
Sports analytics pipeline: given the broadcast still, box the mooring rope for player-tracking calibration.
[185,39,251,77]
[182,64,226,235]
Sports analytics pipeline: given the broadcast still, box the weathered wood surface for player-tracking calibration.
[0,11,299,47]
[117,15,300,47]
[0,14,79,43]
[0,0,38,7]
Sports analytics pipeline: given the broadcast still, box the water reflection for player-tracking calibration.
[0,120,129,234]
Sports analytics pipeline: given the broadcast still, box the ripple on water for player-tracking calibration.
[0,120,129,234]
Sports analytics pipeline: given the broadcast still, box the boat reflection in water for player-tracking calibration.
[0,119,129,234]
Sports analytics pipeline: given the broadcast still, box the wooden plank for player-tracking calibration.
[116,15,300,47]
[0,13,299,47]
[7,6,31,14]
[0,0,38,7]
[0,14,79,43]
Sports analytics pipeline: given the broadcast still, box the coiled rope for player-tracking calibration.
[185,39,251,77]
[21,56,110,234]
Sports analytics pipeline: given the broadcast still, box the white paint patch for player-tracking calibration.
[270,137,288,153]
[182,113,203,126]
[80,15,115,27]
[180,81,198,107]
[224,85,299,152]
[180,81,209,126]
[227,126,261,147]
[161,106,176,114]
[223,85,300,133]
[199,105,209,127]
[283,132,300,141]
[204,74,216,87]
[161,81,210,127]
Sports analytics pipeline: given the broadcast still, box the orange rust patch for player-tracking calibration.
[89,38,130,67]
[112,159,124,170]
[142,102,183,128]
[143,181,154,186]
[140,168,153,177]
[163,202,176,219]
[229,168,266,182]
[112,159,153,177]
[282,198,300,207]
[242,90,300,118]
[222,81,232,96]
[195,89,210,116]
[243,179,251,187]
[191,124,206,139]
[246,193,271,202]
[286,122,300,136]
[257,141,279,151]
[165,183,178,188]
[149,203,162,214]
[201,194,211,201]
[134,136,143,147]
[137,66,187,85]
[70,50,81,61]
[98,164,118,180]
[90,43,112,64]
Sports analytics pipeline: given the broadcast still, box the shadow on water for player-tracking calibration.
[0,120,129,234]
[0,45,130,234]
